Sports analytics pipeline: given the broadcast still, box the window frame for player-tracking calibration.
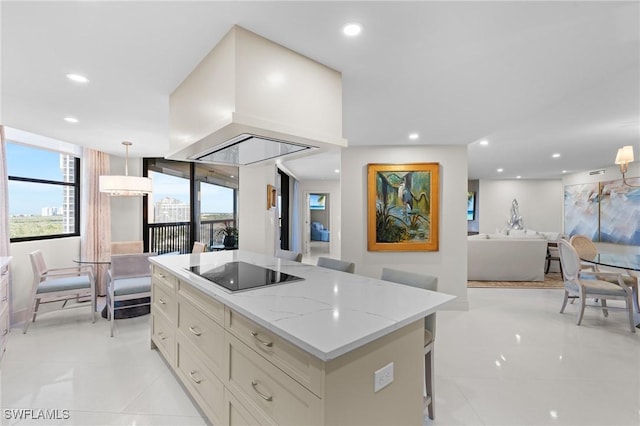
[143,158,238,253]
[8,150,81,243]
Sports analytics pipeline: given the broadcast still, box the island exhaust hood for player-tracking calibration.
[167,26,347,166]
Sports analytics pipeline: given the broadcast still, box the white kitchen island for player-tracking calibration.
[149,250,454,426]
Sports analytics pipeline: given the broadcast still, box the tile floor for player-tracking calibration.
[1,288,638,425]
[301,240,330,265]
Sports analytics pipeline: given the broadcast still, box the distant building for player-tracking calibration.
[60,154,75,233]
[155,197,189,222]
[41,207,62,216]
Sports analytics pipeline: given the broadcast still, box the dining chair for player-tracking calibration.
[317,256,355,273]
[192,241,206,253]
[380,268,438,419]
[106,252,156,337]
[24,250,96,334]
[111,241,143,255]
[557,240,635,333]
[569,235,639,312]
[275,249,303,262]
[569,235,598,271]
[545,241,563,276]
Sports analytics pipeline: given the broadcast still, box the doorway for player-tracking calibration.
[305,192,331,264]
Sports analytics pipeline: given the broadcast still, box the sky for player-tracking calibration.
[6,142,234,216]
[7,143,66,215]
[151,172,234,214]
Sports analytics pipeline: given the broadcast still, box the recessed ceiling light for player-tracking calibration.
[334,169,340,174]
[343,23,362,37]
[552,153,561,158]
[479,140,489,146]
[64,117,79,123]
[516,175,522,179]
[66,73,89,83]
[497,168,504,173]
[230,175,235,178]
[562,170,567,174]
[408,133,419,140]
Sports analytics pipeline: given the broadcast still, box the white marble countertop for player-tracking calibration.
[150,250,455,361]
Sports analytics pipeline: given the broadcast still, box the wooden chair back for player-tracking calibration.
[111,241,143,255]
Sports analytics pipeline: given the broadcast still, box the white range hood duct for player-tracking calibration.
[167,25,347,166]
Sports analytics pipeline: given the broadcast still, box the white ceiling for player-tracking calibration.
[2,1,638,181]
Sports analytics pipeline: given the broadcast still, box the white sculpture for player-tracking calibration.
[507,198,525,230]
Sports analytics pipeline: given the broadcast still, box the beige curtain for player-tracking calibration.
[81,147,111,295]
[0,126,10,258]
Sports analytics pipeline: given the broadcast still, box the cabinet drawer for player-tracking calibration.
[151,313,175,365]
[0,276,8,315]
[178,298,225,377]
[225,387,266,426]
[0,308,8,357]
[226,309,323,396]
[152,281,177,324]
[179,281,224,325]
[226,333,322,426]
[152,266,177,290]
[177,336,225,425]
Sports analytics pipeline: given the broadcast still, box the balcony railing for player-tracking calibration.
[148,219,236,254]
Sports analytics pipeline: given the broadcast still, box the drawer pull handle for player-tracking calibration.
[158,298,166,305]
[189,371,202,384]
[1,329,7,337]
[1,297,6,302]
[250,331,273,348]
[251,380,273,402]
[158,331,167,340]
[189,326,202,336]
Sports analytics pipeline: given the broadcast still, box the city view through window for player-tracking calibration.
[150,171,235,224]
[149,170,237,253]
[7,145,235,245]
[7,142,78,240]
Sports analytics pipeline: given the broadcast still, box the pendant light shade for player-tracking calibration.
[99,141,153,196]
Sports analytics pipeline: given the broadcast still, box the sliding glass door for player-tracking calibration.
[143,159,238,253]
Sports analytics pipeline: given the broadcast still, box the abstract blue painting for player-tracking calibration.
[599,178,640,245]
[564,183,599,241]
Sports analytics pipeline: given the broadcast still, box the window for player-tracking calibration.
[143,158,238,254]
[149,171,191,224]
[7,142,80,241]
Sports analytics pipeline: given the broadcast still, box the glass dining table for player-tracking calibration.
[73,258,150,319]
[580,252,640,327]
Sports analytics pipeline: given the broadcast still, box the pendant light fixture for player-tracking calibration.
[99,141,153,196]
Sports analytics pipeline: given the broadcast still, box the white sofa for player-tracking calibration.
[467,232,553,281]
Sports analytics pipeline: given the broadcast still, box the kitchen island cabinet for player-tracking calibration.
[150,250,453,425]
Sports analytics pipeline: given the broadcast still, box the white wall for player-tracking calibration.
[478,179,563,234]
[562,163,640,186]
[298,180,341,258]
[239,164,277,255]
[341,145,469,310]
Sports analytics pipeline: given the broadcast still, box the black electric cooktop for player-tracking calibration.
[187,261,304,292]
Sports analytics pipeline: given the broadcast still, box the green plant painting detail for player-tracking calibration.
[375,171,431,243]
